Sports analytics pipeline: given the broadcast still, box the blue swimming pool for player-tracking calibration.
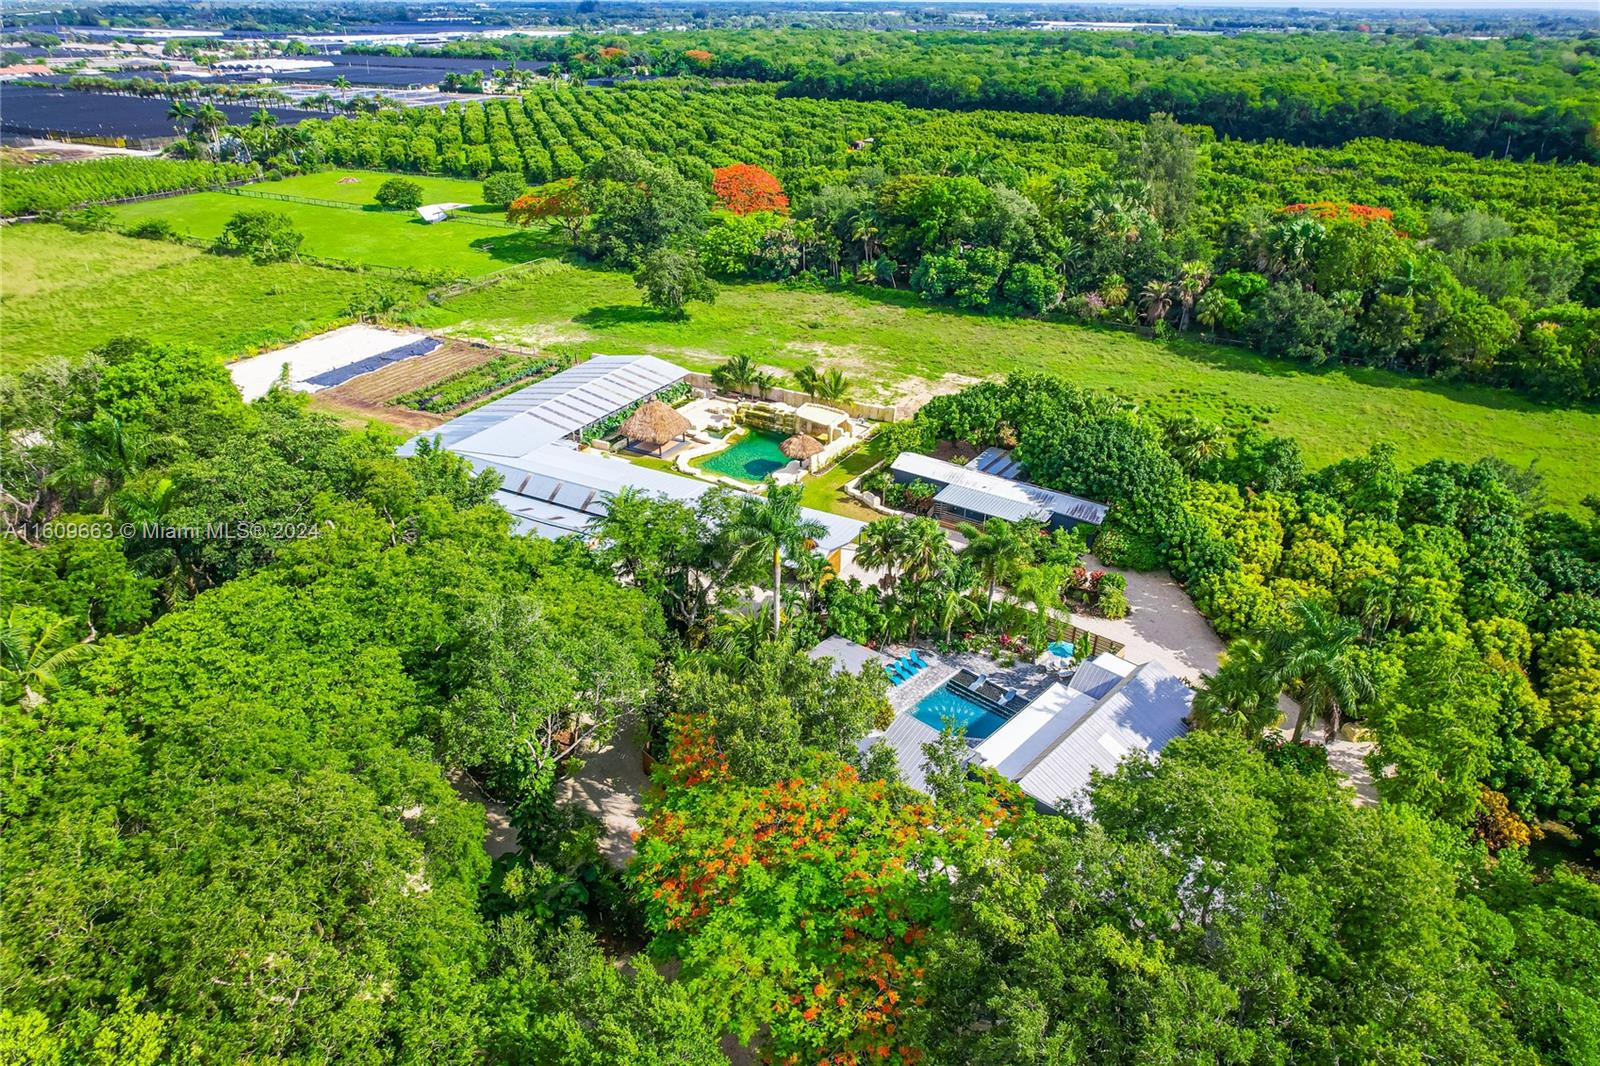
[910,684,1009,740]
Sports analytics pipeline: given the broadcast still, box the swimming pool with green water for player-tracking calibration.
[694,430,790,482]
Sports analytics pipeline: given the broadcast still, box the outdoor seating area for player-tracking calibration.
[884,648,932,686]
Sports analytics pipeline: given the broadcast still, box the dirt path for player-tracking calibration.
[446,769,521,860]
[555,712,651,868]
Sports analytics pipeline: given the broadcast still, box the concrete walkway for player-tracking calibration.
[554,712,652,868]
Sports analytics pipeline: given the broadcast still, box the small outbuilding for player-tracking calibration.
[780,432,824,470]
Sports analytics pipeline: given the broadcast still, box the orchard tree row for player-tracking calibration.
[392,28,1600,162]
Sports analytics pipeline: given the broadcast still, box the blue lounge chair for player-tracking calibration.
[900,656,921,676]
[895,659,917,680]
[884,664,902,685]
[908,649,930,669]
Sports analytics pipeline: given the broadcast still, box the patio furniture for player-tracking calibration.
[908,649,930,669]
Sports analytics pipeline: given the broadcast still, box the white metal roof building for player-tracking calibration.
[971,654,1191,813]
[402,355,864,555]
[889,451,1109,529]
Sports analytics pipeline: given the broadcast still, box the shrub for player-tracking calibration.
[482,170,526,207]
[213,210,302,263]
[1098,586,1130,619]
[374,178,424,211]
[124,217,176,241]
[1091,524,1164,571]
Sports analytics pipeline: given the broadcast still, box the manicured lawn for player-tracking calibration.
[109,188,552,278]
[802,439,887,522]
[255,170,495,208]
[414,261,1600,511]
[2,224,422,368]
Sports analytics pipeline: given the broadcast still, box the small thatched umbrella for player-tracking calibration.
[619,399,691,454]
[780,433,824,468]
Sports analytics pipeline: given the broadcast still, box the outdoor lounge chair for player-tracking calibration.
[883,664,903,685]
[908,649,930,669]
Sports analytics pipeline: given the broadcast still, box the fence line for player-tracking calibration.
[227,187,366,210]
[425,258,551,302]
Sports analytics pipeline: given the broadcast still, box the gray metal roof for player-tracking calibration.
[932,482,1037,523]
[859,711,946,794]
[973,447,1023,480]
[891,451,1109,525]
[466,442,866,555]
[419,354,687,459]
[1067,653,1137,699]
[1014,661,1192,812]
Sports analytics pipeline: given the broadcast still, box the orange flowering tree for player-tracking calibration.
[634,723,1022,1064]
[684,48,714,66]
[712,163,790,216]
[507,177,590,243]
[1282,201,1395,225]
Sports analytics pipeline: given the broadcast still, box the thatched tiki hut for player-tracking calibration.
[620,399,691,454]
[780,432,824,471]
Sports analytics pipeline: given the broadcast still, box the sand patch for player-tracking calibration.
[879,371,988,411]
[441,321,588,351]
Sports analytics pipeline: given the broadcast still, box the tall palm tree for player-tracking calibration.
[725,481,826,640]
[333,74,351,101]
[190,102,227,155]
[935,560,983,645]
[0,608,96,708]
[956,518,1028,622]
[850,212,879,264]
[1175,260,1210,332]
[1263,599,1376,742]
[711,353,758,394]
[249,107,277,129]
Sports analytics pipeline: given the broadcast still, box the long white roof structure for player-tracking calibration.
[427,354,689,459]
[890,451,1109,526]
[402,355,864,554]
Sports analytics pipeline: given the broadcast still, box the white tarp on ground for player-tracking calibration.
[228,324,435,402]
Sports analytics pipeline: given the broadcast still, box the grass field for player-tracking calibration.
[109,182,551,279]
[413,261,1600,511]
[1,224,422,368]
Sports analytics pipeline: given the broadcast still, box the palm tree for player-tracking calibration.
[190,102,227,155]
[725,481,826,640]
[710,353,758,395]
[791,365,821,400]
[166,98,196,135]
[1191,637,1279,737]
[1162,415,1227,475]
[815,369,851,405]
[1015,564,1067,653]
[1175,260,1210,332]
[1138,279,1173,327]
[850,212,879,264]
[1263,599,1376,742]
[957,518,1028,623]
[333,74,351,101]
[0,608,96,708]
[249,107,277,129]
[935,561,983,645]
[855,517,903,588]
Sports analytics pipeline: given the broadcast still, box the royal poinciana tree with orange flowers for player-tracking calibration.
[633,721,1022,1065]
[712,163,790,216]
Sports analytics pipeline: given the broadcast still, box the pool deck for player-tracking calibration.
[870,647,1050,792]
